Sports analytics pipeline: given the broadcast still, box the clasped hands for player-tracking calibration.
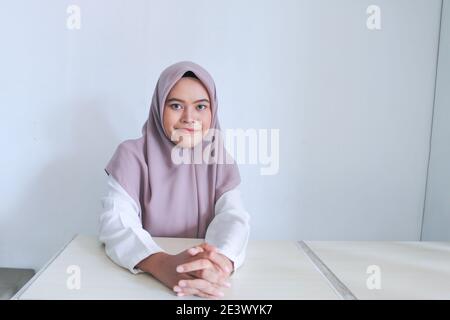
[138,243,233,299]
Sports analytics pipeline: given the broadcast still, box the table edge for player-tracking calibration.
[11,234,79,300]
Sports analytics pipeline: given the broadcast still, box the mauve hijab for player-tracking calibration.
[105,61,241,238]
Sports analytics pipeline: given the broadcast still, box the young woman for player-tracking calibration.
[99,61,250,299]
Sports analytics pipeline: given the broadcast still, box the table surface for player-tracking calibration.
[305,241,450,299]
[14,235,339,300]
[13,235,450,300]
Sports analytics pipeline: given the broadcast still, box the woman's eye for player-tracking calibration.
[170,104,182,110]
[197,104,207,111]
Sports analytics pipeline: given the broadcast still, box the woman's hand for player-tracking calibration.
[174,243,234,297]
[137,247,226,299]
[181,243,234,276]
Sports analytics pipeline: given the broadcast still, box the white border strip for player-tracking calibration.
[297,241,357,300]
[11,234,78,300]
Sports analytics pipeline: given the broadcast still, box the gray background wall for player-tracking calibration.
[0,0,446,271]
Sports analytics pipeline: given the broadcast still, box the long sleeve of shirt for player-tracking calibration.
[205,189,250,271]
[99,175,165,274]
[99,175,251,274]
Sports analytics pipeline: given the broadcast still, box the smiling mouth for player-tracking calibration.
[177,128,198,133]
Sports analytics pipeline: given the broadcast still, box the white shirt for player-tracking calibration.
[99,175,250,274]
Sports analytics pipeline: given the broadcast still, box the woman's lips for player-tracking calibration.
[177,128,197,133]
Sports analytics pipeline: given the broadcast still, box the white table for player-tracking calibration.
[14,235,339,300]
[305,241,450,300]
[14,235,450,300]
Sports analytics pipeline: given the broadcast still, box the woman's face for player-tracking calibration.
[163,77,212,148]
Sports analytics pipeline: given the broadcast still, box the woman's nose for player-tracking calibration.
[180,107,196,124]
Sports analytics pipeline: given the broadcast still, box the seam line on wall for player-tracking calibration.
[420,0,445,241]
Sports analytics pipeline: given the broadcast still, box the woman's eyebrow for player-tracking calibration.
[167,98,210,104]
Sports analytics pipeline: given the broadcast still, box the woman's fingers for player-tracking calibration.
[176,258,213,273]
[187,246,204,256]
[181,252,231,287]
[181,244,233,288]
[187,242,216,256]
[174,285,219,299]
[181,249,233,279]
[174,278,219,299]
[204,251,232,275]
[188,243,218,256]
[190,244,232,275]
[198,243,218,252]
[190,269,231,288]
[177,279,224,298]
